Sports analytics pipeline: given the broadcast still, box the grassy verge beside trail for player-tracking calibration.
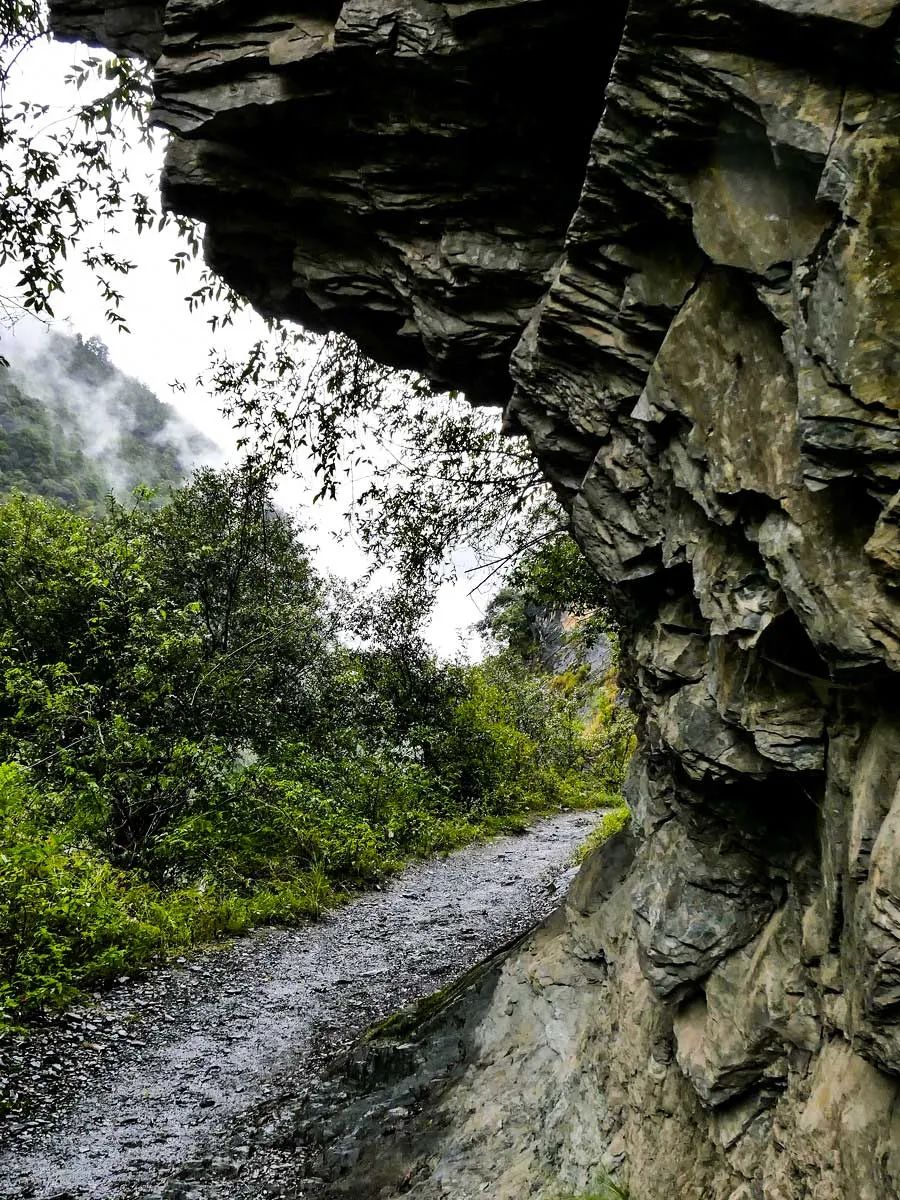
[0,760,607,1034]
[571,804,631,865]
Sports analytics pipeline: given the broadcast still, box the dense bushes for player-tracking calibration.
[0,761,340,1026]
[0,472,632,1028]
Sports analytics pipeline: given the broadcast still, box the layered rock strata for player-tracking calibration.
[50,2,900,1196]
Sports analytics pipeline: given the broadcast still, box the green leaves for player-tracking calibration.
[209,329,558,590]
[0,761,158,1025]
[0,470,331,862]
[0,7,180,329]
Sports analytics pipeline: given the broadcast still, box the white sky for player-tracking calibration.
[7,37,493,657]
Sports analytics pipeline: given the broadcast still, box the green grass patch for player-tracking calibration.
[558,1172,629,1200]
[572,804,631,865]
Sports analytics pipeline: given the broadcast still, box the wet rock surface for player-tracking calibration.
[0,811,596,1199]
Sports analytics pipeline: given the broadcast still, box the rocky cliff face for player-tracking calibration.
[50,2,900,1196]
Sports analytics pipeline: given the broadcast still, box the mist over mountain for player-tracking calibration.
[0,323,220,508]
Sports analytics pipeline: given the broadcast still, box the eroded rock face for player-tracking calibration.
[49,1,900,1196]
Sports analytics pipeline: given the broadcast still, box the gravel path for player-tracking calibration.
[0,810,597,1200]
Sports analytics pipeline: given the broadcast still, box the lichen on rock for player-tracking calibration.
[48,1,900,1196]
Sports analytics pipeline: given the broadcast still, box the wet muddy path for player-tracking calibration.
[0,810,597,1200]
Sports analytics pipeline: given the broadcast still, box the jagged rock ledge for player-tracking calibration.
[49,2,900,1197]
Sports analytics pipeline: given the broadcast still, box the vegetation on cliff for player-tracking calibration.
[560,1182,628,1200]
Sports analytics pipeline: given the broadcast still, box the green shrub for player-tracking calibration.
[0,762,161,1021]
[0,761,347,1030]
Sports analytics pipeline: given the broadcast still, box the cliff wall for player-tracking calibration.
[49,3,900,1196]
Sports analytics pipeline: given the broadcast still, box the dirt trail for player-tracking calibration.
[0,810,598,1200]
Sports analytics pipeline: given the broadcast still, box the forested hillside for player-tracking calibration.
[0,328,216,507]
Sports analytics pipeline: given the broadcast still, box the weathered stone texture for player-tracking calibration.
[49,1,900,1196]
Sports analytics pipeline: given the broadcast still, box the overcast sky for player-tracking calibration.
[7,36,492,656]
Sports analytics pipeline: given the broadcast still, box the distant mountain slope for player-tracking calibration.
[0,328,218,508]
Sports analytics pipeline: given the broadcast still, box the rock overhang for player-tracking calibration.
[52,1,630,404]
